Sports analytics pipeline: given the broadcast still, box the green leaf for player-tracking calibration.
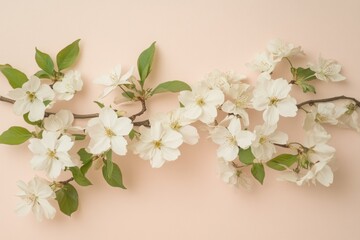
[0,126,32,145]
[105,150,113,178]
[72,134,86,141]
[56,39,80,71]
[77,148,93,165]
[55,183,79,216]
[299,82,316,94]
[151,80,192,95]
[69,166,92,186]
[292,67,317,94]
[23,113,42,126]
[0,66,28,88]
[34,70,52,79]
[121,91,135,100]
[251,163,265,184]
[137,42,156,86]
[80,160,93,175]
[266,154,298,171]
[94,101,105,108]
[238,147,255,165]
[102,162,126,189]
[35,48,54,75]
[128,129,136,140]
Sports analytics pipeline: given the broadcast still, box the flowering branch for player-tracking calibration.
[297,95,360,108]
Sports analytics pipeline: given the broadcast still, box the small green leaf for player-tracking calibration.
[121,91,135,100]
[72,134,86,141]
[299,82,316,94]
[55,183,79,216]
[106,150,113,178]
[0,126,32,145]
[34,70,52,79]
[128,129,136,140]
[137,42,156,86]
[266,154,298,171]
[77,148,93,164]
[23,113,42,126]
[80,160,93,175]
[251,163,265,184]
[56,39,80,71]
[94,101,105,108]
[0,66,28,88]
[35,48,54,75]
[292,67,317,94]
[43,100,52,106]
[151,80,192,95]
[102,162,126,189]
[238,147,255,165]
[69,166,92,186]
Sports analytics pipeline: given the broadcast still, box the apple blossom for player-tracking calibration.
[178,83,224,124]
[8,75,54,121]
[202,70,246,93]
[247,52,279,74]
[309,56,346,82]
[53,70,83,100]
[15,177,56,221]
[252,76,297,125]
[217,159,252,189]
[44,110,74,133]
[267,39,303,60]
[336,101,360,132]
[86,107,133,155]
[303,102,339,131]
[29,131,75,179]
[94,65,134,98]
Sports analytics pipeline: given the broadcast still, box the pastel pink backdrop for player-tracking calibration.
[0,0,359,239]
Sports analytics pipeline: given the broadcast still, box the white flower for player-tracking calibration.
[44,110,74,133]
[161,108,199,145]
[267,39,303,60]
[211,117,255,161]
[309,56,346,82]
[336,101,360,132]
[221,83,252,127]
[251,124,288,161]
[178,84,224,124]
[53,70,83,100]
[8,75,54,121]
[133,121,183,168]
[252,76,297,125]
[94,65,134,98]
[29,131,75,179]
[247,52,280,74]
[15,177,56,221]
[304,124,331,147]
[304,103,339,131]
[202,70,246,93]
[217,159,252,189]
[87,107,133,155]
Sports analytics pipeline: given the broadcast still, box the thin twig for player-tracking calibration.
[59,177,74,185]
[297,95,360,109]
[129,98,147,121]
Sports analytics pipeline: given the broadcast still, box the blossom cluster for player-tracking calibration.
[0,39,358,221]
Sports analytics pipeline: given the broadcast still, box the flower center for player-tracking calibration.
[315,113,327,123]
[171,121,181,130]
[227,136,237,145]
[259,136,267,144]
[196,97,205,106]
[105,128,115,137]
[110,73,120,83]
[26,91,36,102]
[25,193,38,206]
[346,103,356,115]
[47,150,57,159]
[153,140,163,149]
[268,97,279,106]
[236,95,249,108]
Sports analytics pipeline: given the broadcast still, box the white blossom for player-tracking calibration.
[221,83,252,127]
[87,107,133,156]
[178,83,224,124]
[309,56,346,82]
[247,52,280,74]
[252,76,297,125]
[251,124,288,161]
[133,121,183,168]
[217,159,252,189]
[29,131,75,179]
[53,70,83,100]
[202,70,246,93]
[43,110,74,133]
[8,75,55,121]
[267,39,303,60]
[15,177,56,221]
[211,116,255,161]
[94,65,134,98]
[336,101,360,132]
[304,103,339,131]
[161,108,199,145]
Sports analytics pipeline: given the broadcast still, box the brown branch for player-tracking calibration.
[133,120,150,127]
[0,95,15,104]
[297,95,360,109]
[129,98,147,121]
[59,177,74,185]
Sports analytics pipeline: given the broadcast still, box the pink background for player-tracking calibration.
[1,0,360,239]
